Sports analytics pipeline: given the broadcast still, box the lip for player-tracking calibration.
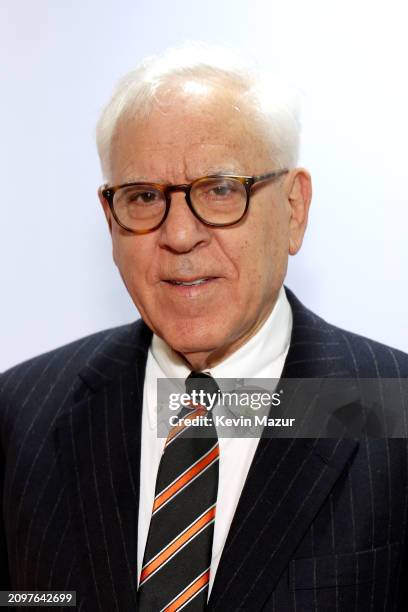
[161,276,219,283]
[160,276,220,294]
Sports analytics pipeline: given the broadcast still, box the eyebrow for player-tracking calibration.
[123,168,245,184]
[199,167,244,177]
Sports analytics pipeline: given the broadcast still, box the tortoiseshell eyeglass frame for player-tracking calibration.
[100,168,289,234]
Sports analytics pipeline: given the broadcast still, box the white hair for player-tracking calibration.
[96,42,301,180]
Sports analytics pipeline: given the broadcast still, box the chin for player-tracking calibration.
[159,318,228,355]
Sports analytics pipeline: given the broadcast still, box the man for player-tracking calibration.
[1,44,408,611]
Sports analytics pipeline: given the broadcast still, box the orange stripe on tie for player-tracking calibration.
[153,445,219,513]
[165,405,206,446]
[163,569,210,611]
[140,508,215,584]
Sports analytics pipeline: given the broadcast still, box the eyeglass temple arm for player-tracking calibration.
[252,169,289,185]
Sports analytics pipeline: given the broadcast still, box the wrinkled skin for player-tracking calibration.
[99,86,312,370]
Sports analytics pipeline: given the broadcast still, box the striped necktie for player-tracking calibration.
[137,371,220,611]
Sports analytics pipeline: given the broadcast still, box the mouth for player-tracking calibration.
[165,277,217,287]
[161,276,220,292]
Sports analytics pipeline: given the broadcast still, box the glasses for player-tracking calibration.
[100,169,288,234]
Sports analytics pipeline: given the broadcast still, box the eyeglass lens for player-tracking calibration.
[112,177,247,231]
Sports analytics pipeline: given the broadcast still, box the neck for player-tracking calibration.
[178,302,278,372]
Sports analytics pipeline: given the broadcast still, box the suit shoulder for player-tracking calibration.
[328,323,408,377]
[0,320,148,418]
[2,321,137,377]
[285,286,408,378]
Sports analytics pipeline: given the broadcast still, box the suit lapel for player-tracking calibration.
[54,320,152,610]
[207,436,358,610]
[208,288,359,610]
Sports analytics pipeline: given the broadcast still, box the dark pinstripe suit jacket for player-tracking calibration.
[1,288,408,611]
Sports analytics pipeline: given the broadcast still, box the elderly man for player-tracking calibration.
[1,45,408,611]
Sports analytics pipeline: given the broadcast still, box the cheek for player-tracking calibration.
[111,231,155,289]
[238,214,289,295]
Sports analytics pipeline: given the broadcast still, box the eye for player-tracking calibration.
[128,190,160,204]
[210,185,233,197]
[199,180,240,199]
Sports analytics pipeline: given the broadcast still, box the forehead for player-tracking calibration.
[109,89,272,183]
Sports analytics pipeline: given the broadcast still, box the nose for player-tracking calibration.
[158,190,211,254]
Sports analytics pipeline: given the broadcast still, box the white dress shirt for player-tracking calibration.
[137,286,293,593]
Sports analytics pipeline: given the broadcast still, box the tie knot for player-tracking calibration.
[185,371,220,410]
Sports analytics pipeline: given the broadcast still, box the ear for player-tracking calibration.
[98,185,113,234]
[285,169,312,255]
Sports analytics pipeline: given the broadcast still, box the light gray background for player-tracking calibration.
[1,0,407,371]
